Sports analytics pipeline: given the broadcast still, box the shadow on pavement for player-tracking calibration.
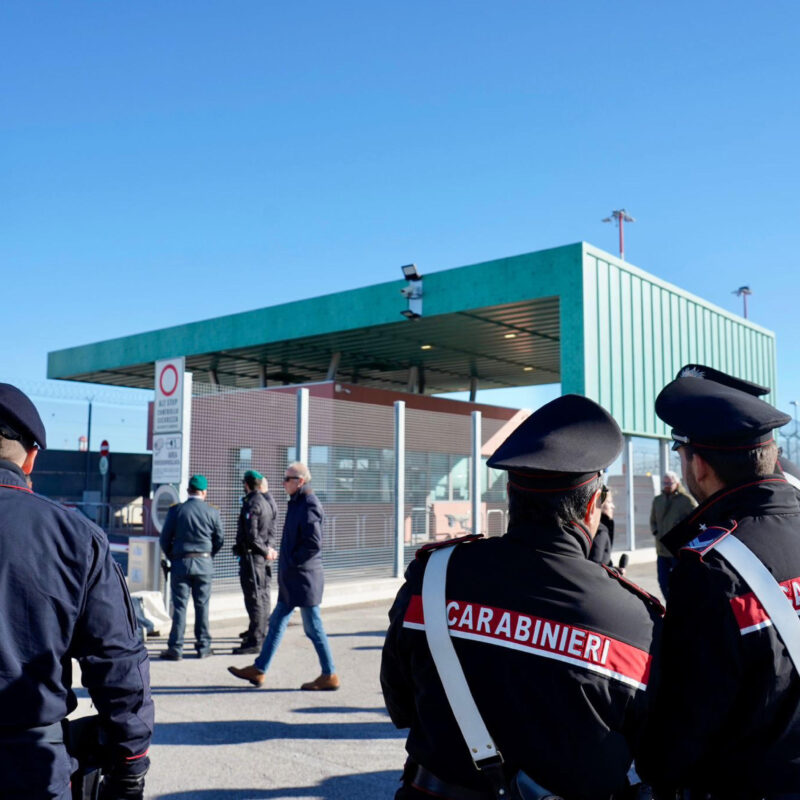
[154,769,400,799]
[149,685,298,695]
[153,719,404,745]
[327,630,386,638]
[292,706,389,715]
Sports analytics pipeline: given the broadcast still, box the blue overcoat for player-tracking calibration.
[278,485,325,607]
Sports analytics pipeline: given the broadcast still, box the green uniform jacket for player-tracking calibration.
[650,487,696,557]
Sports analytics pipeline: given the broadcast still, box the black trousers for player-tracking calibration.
[239,553,271,647]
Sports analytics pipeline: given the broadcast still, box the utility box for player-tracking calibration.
[127,537,161,592]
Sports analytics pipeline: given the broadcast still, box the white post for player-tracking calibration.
[625,435,636,551]
[659,439,670,479]
[394,401,406,578]
[471,411,482,535]
[296,388,309,465]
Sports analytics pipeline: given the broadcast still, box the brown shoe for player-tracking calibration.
[300,673,340,691]
[227,665,265,687]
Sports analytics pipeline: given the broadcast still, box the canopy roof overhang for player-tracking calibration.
[48,242,776,438]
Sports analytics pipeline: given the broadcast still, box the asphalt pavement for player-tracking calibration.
[132,558,661,799]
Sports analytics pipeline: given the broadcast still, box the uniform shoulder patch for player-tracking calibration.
[415,533,483,560]
[601,565,665,614]
[680,522,736,559]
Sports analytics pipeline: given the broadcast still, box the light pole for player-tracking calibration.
[84,397,94,491]
[733,286,752,319]
[602,209,635,260]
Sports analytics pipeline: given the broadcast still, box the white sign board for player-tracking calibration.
[152,433,183,484]
[154,358,185,435]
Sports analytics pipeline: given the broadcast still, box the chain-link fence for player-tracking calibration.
[188,384,516,591]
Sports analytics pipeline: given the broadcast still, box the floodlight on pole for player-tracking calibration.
[733,286,752,319]
[601,209,635,260]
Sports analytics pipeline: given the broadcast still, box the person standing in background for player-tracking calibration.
[233,469,277,656]
[159,474,225,660]
[650,470,696,600]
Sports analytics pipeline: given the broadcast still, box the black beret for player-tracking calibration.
[487,394,623,490]
[656,369,789,452]
[0,383,47,449]
[675,364,769,397]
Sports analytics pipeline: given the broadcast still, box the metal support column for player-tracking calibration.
[625,435,636,551]
[471,411,482,535]
[296,388,309,465]
[659,439,670,479]
[394,401,406,578]
[326,352,341,381]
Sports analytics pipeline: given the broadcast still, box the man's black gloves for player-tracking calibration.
[100,754,150,800]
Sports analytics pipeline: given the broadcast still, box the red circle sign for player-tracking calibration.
[100,440,110,457]
[159,364,179,396]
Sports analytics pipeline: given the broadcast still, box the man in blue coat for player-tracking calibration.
[228,461,339,690]
[0,383,153,799]
[159,474,225,660]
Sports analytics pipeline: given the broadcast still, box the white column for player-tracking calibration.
[471,411,482,535]
[394,401,406,578]
[625,435,636,551]
[296,388,309,465]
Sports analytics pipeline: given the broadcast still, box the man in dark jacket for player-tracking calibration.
[159,474,224,660]
[232,469,277,655]
[381,395,663,800]
[228,461,338,690]
[0,384,153,799]
[638,364,800,798]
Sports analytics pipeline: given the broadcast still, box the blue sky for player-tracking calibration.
[3,1,799,452]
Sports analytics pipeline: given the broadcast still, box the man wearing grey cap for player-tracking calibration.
[159,473,225,660]
[638,365,800,798]
[0,383,153,798]
[380,395,663,800]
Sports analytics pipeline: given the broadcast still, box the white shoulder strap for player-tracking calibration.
[421,546,501,765]
[713,534,800,672]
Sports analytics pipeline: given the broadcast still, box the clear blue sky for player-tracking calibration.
[3,1,799,452]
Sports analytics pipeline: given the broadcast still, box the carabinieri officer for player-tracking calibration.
[638,365,800,798]
[381,394,663,800]
[0,384,154,799]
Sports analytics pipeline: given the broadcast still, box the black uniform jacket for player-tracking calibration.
[160,496,224,559]
[236,490,276,557]
[638,477,800,797]
[381,519,663,800]
[0,461,153,756]
[278,486,325,607]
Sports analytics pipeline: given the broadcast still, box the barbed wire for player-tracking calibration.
[17,379,153,407]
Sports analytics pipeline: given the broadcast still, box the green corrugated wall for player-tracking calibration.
[579,244,777,438]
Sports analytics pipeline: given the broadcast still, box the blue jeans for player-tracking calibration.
[657,555,677,603]
[254,601,335,675]
[168,557,213,653]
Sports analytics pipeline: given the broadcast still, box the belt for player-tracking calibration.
[182,552,211,558]
[411,765,493,800]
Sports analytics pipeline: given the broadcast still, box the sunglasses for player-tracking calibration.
[283,476,300,483]
[599,485,609,505]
